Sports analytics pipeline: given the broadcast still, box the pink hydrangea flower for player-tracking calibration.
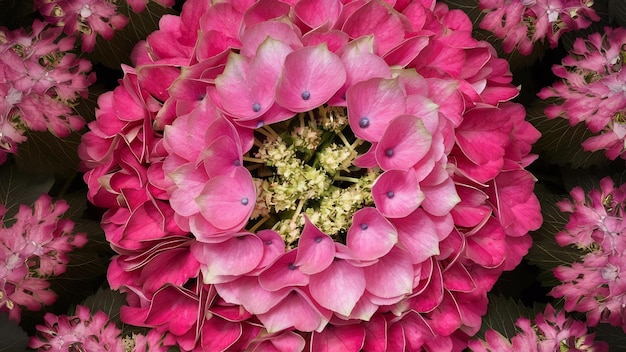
[29,305,123,352]
[0,20,94,163]
[80,0,542,350]
[479,0,599,54]
[539,27,626,160]
[126,0,175,13]
[551,177,626,330]
[468,304,608,352]
[0,194,87,322]
[35,0,129,52]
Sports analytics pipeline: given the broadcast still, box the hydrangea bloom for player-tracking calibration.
[0,20,95,163]
[0,194,87,322]
[80,0,542,350]
[479,0,598,54]
[468,304,608,352]
[35,0,129,52]
[551,177,626,330]
[538,27,626,160]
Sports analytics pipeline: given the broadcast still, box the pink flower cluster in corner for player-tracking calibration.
[29,305,123,352]
[468,304,608,352]
[35,0,129,52]
[538,27,626,160]
[29,304,169,351]
[0,194,87,322]
[551,177,626,330]
[479,0,599,54]
[0,20,95,164]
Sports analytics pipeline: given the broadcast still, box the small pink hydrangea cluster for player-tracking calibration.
[0,194,87,322]
[29,305,123,352]
[479,0,598,54]
[468,304,608,352]
[0,20,95,164]
[539,27,626,160]
[551,177,626,331]
[34,0,175,52]
[80,0,542,350]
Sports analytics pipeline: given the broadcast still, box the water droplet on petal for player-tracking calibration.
[360,223,368,230]
[301,91,311,100]
[387,191,395,199]
[359,117,370,128]
[385,148,394,157]
[241,197,249,205]
[252,102,261,112]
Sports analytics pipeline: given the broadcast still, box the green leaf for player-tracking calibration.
[478,294,543,340]
[14,130,82,178]
[594,323,626,349]
[0,314,29,352]
[80,286,127,325]
[526,99,610,169]
[526,191,585,287]
[0,163,54,220]
[87,0,176,69]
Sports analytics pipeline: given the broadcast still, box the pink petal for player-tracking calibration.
[144,285,199,336]
[259,250,310,291]
[275,44,346,112]
[254,229,286,271]
[372,169,424,218]
[240,20,303,58]
[295,0,342,29]
[216,276,290,314]
[294,216,335,275]
[199,317,242,352]
[197,166,256,231]
[364,247,414,299]
[342,0,406,56]
[441,262,475,292]
[363,315,388,352]
[347,207,397,261]
[257,289,329,333]
[376,115,432,171]
[139,248,200,294]
[347,78,406,142]
[419,169,460,217]
[310,324,366,352]
[202,136,243,178]
[215,53,268,119]
[249,331,307,352]
[309,259,366,316]
[390,209,441,264]
[243,0,291,28]
[302,30,350,53]
[190,234,264,283]
[408,261,443,312]
[383,36,430,67]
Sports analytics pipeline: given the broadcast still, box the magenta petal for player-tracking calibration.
[202,136,243,178]
[383,36,430,67]
[441,262,476,293]
[294,0,342,29]
[216,276,290,314]
[199,317,242,352]
[347,207,397,261]
[420,176,460,217]
[250,331,307,352]
[309,259,366,316]
[363,315,388,352]
[240,20,303,58]
[342,0,405,55]
[259,250,310,291]
[391,209,441,264]
[255,229,286,270]
[191,234,263,283]
[294,216,335,274]
[372,169,424,218]
[215,53,260,119]
[311,324,366,352]
[145,285,199,336]
[257,289,329,333]
[275,44,346,112]
[352,143,378,168]
[376,115,432,170]
[347,78,406,142]
[363,247,413,299]
[197,166,256,230]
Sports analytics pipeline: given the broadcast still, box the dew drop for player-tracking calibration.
[360,223,368,230]
[385,148,394,157]
[288,263,297,270]
[252,102,261,112]
[314,236,323,243]
[241,197,249,205]
[387,191,395,199]
[359,117,370,128]
[301,91,311,100]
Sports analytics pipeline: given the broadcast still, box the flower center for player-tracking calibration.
[245,106,377,247]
